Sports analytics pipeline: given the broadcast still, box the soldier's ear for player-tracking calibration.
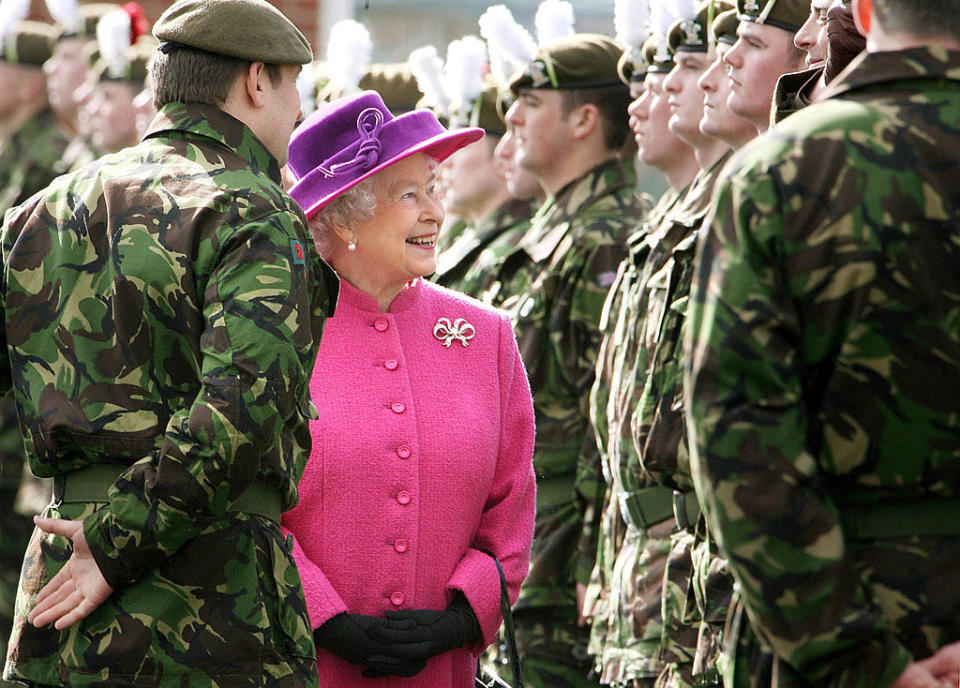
[243,62,269,109]
[852,0,871,35]
[567,102,601,143]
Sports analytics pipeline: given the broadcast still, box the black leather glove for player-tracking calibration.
[824,0,866,83]
[366,592,482,662]
[313,612,420,670]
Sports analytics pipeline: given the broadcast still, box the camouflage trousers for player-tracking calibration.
[591,520,674,686]
[490,605,601,688]
[654,530,697,688]
[3,502,318,688]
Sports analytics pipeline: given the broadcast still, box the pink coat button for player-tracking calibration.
[374,319,389,332]
[390,591,405,606]
[397,490,411,505]
[394,538,409,552]
[384,358,399,370]
[391,401,405,414]
[396,445,411,459]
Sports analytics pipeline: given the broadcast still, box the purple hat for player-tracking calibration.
[289,90,484,217]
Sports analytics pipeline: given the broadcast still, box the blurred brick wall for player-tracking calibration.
[30,0,321,57]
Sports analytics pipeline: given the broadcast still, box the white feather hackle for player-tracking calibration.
[0,0,30,51]
[479,5,536,84]
[97,9,132,79]
[296,65,317,119]
[535,0,575,45]
[674,0,699,23]
[444,35,487,118]
[408,45,450,116]
[614,0,650,50]
[325,19,371,94]
[45,0,81,34]
[648,0,675,39]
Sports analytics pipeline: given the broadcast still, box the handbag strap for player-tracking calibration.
[481,549,524,688]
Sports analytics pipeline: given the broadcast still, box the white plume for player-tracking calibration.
[479,5,536,84]
[296,65,317,119]
[0,0,30,51]
[534,0,575,45]
[648,0,675,40]
[408,45,450,116]
[325,19,371,94]
[97,9,132,79]
[45,0,81,34]
[614,0,650,50]
[674,0,699,23]
[444,35,487,119]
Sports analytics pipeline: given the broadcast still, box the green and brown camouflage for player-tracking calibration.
[1,101,337,687]
[586,187,687,686]
[0,107,70,217]
[488,158,647,686]
[434,196,536,299]
[627,157,733,688]
[685,47,960,688]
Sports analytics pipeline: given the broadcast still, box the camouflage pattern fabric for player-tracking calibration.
[624,160,732,688]
[434,197,535,298]
[685,47,960,688]
[770,67,823,125]
[512,606,603,688]
[1,101,337,687]
[491,158,648,686]
[436,217,469,257]
[59,136,100,176]
[586,187,687,686]
[0,108,70,217]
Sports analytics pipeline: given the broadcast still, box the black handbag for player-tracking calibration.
[475,552,523,688]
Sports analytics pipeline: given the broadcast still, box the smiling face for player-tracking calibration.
[340,152,444,298]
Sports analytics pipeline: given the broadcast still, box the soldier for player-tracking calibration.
[83,7,153,155]
[435,85,538,298]
[489,32,647,688]
[685,0,960,686]
[584,8,702,684]
[42,1,117,173]
[723,0,808,132]
[1,0,337,686]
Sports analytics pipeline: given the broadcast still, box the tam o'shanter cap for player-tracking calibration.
[153,0,312,65]
[736,0,808,32]
[1,20,57,65]
[508,33,626,93]
[288,90,483,218]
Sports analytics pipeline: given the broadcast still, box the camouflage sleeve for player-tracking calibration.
[567,243,626,585]
[684,165,913,687]
[84,209,318,589]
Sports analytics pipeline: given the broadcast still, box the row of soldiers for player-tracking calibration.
[1,0,959,686]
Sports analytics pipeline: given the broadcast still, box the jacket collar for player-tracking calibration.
[821,46,960,101]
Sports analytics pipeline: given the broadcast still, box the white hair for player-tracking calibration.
[308,178,378,258]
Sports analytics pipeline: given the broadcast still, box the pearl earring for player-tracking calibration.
[347,239,357,252]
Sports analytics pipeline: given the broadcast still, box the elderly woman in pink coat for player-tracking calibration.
[281,90,536,686]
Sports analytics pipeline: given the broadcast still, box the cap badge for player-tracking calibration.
[433,317,475,348]
[680,19,704,46]
[743,0,761,12]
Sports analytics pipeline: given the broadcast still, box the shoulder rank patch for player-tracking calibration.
[290,239,306,267]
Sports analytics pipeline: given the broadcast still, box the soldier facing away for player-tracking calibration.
[686,0,960,685]
[1,0,337,685]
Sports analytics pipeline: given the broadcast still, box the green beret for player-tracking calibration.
[359,63,422,114]
[508,33,627,94]
[617,49,639,85]
[712,8,741,44]
[736,0,808,32]
[669,0,735,53]
[153,0,312,65]
[1,20,57,66]
[56,3,118,41]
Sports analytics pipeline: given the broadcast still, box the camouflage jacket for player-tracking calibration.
[0,107,70,217]
[0,102,338,591]
[496,158,648,608]
[633,154,729,494]
[434,196,535,299]
[686,47,960,687]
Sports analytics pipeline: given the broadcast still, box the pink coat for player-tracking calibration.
[282,278,536,687]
